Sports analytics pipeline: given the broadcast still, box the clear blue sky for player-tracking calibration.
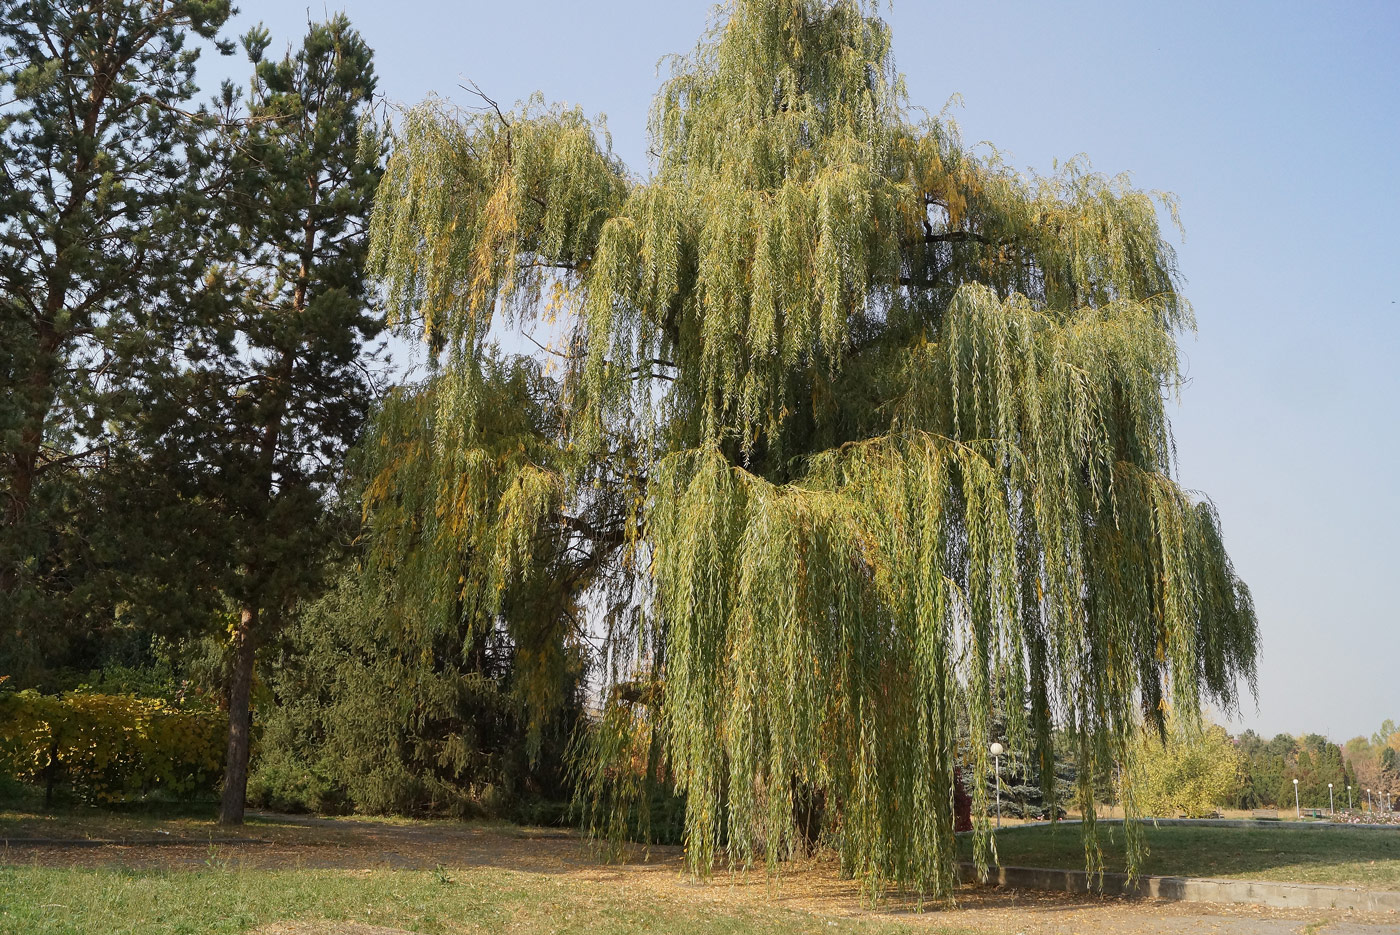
[206,1,1399,743]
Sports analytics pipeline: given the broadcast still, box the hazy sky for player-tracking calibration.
[203,1,1399,742]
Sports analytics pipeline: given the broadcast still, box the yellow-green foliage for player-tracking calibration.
[357,355,592,753]
[364,0,1259,897]
[0,691,224,802]
[1127,718,1242,819]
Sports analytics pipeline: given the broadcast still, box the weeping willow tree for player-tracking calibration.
[364,0,1257,897]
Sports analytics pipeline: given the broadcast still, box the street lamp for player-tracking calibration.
[1367,788,1373,813]
[990,742,1004,830]
[1347,784,1352,811]
[1329,782,1334,815]
[1293,778,1300,819]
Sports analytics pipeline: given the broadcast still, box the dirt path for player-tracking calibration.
[4,813,1398,935]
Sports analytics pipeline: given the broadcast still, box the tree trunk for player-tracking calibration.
[218,605,258,825]
[43,734,62,807]
[218,350,287,825]
[1,324,64,600]
[791,779,826,856]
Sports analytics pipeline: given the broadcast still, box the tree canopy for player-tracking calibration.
[200,15,383,825]
[365,0,1256,896]
[0,0,233,671]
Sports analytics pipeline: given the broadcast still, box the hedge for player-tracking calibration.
[0,690,225,802]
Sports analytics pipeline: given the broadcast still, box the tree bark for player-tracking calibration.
[218,605,258,825]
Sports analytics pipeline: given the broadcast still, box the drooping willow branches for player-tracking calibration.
[363,0,1257,897]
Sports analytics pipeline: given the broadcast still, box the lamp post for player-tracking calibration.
[1347,784,1352,811]
[990,742,1004,830]
[1329,782,1334,815]
[1293,778,1300,819]
[1367,788,1373,813]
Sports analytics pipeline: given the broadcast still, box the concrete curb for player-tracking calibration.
[957,862,1400,912]
[1,837,269,847]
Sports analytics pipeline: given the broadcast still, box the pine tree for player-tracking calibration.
[0,0,233,672]
[364,0,1258,894]
[136,15,383,825]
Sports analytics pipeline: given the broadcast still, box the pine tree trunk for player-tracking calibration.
[2,318,63,597]
[219,605,258,825]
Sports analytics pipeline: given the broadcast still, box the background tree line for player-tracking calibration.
[972,710,1399,822]
[1108,719,1396,817]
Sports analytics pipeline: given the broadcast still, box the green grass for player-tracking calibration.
[0,864,930,935]
[966,823,1400,889]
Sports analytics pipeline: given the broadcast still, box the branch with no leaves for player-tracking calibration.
[459,78,512,163]
[458,79,510,129]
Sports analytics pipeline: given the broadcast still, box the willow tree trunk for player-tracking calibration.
[218,605,257,825]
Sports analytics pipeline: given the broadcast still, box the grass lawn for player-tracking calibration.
[6,805,1399,935]
[0,864,928,935]
[0,804,955,935]
[967,823,1400,889]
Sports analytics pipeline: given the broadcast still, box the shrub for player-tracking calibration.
[250,568,583,819]
[0,690,224,803]
[245,754,347,815]
[1128,716,1241,818]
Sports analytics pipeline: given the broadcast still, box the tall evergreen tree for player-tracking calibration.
[365,0,1257,895]
[138,15,383,825]
[0,0,233,673]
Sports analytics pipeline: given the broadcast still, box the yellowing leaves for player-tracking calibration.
[359,0,1257,902]
[1126,716,1241,819]
[0,691,225,803]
